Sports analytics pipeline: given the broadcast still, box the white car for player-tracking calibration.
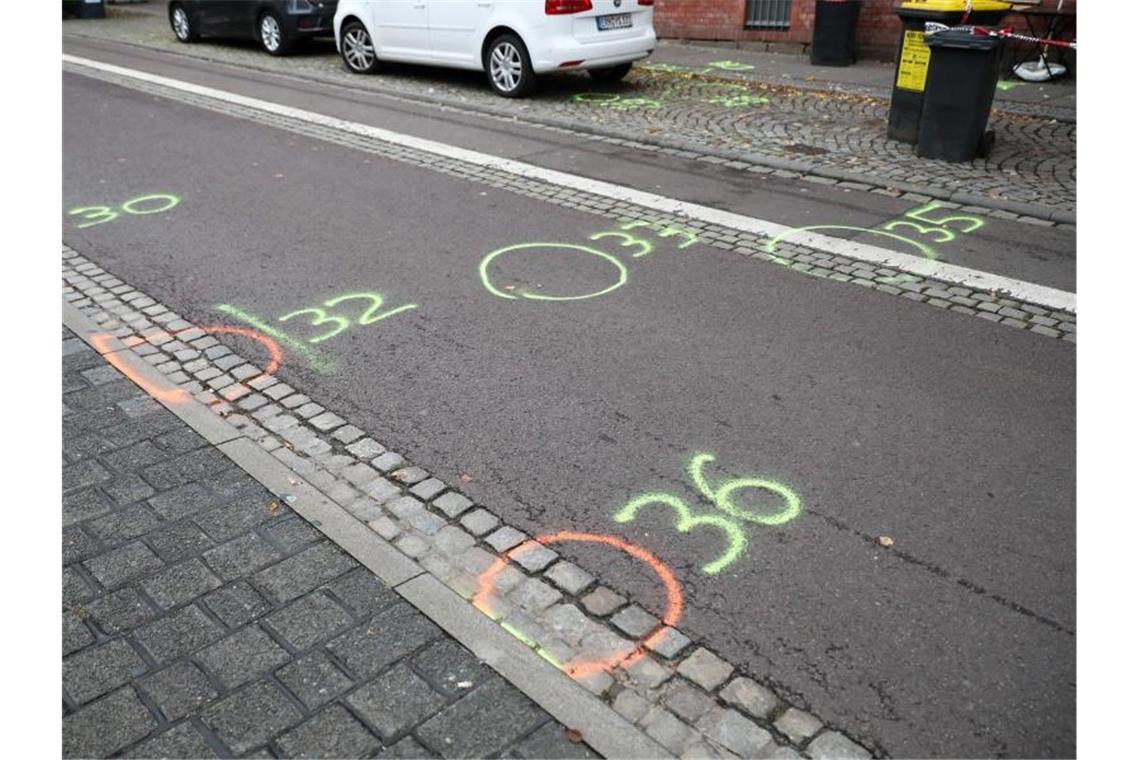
[333,0,656,97]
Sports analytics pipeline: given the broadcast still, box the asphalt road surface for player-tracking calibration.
[62,39,1076,759]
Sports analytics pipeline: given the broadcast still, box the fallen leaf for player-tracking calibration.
[268,500,281,514]
[565,729,584,744]
[460,472,475,482]
[877,536,894,548]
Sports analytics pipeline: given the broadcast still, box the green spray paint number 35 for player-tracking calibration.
[68,194,181,229]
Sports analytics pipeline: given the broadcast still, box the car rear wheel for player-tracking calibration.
[258,11,292,56]
[485,33,536,98]
[169,4,198,43]
[588,63,633,83]
[340,20,380,74]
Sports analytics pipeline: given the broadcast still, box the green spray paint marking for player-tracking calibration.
[69,193,181,229]
[704,60,755,71]
[280,292,418,344]
[706,94,770,108]
[996,80,1023,91]
[571,92,662,110]
[215,303,337,374]
[614,453,801,575]
[762,203,985,285]
[619,219,701,249]
[480,242,629,301]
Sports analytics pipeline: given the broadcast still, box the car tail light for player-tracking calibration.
[638,0,655,5]
[545,0,592,15]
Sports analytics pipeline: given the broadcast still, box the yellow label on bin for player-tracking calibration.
[896,30,931,92]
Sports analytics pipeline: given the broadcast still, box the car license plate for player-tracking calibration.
[597,13,632,31]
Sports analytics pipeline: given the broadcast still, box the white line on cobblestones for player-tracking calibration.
[63,54,1076,314]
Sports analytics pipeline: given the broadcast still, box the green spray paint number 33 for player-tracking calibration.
[68,194,181,229]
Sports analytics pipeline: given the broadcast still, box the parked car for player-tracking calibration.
[168,1,338,56]
[334,0,656,98]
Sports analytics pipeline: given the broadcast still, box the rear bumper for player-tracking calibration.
[530,26,657,74]
[282,13,336,38]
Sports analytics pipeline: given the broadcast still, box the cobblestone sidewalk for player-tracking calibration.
[64,9,1075,220]
[63,327,596,759]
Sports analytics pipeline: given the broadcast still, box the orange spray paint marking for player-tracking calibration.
[91,333,191,404]
[473,531,684,679]
[190,325,283,384]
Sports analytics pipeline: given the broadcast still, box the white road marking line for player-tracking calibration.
[63,54,1076,314]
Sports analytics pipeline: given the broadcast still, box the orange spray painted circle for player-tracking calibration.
[190,326,283,383]
[473,531,684,679]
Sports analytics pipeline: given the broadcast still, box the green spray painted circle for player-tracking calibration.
[479,243,629,302]
[764,225,939,262]
[714,478,801,526]
[571,92,621,105]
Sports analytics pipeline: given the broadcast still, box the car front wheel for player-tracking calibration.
[258,11,292,56]
[588,63,633,83]
[484,33,535,98]
[169,4,198,43]
[340,20,380,74]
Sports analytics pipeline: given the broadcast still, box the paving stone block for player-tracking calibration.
[138,661,218,721]
[63,611,95,655]
[433,491,474,518]
[202,532,281,581]
[342,462,380,487]
[202,581,273,629]
[396,533,431,558]
[678,648,734,691]
[265,592,353,650]
[365,477,402,503]
[276,650,355,710]
[326,603,441,679]
[544,561,594,595]
[135,604,226,663]
[201,680,304,755]
[642,705,697,755]
[459,508,499,536]
[368,515,402,540]
[121,721,217,759]
[407,508,448,536]
[434,525,477,554]
[277,704,382,758]
[346,662,448,741]
[196,625,291,689]
[323,566,402,618]
[510,577,563,613]
[309,411,346,431]
[346,437,387,459]
[720,677,781,720]
[612,604,659,638]
[612,688,651,723]
[63,687,158,758]
[85,587,155,635]
[648,626,692,659]
[87,504,162,546]
[512,543,558,572]
[581,586,626,617]
[625,653,672,689]
[392,466,429,484]
[416,678,547,758]
[84,540,165,589]
[141,557,223,609]
[696,707,775,758]
[264,517,324,552]
[410,477,447,500]
[808,731,872,759]
[664,679,718,722]
[63,637,149,705]
[541,604,595,646]
[372,451,406,472]
[250,540,354,601]
[510,720,600,760]
[776,707,825,743]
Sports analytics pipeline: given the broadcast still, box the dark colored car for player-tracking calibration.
[168,0,338,56]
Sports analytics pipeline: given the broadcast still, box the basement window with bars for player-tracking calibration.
[745,0,793,29]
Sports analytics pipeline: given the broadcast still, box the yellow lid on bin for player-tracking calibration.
[899,0,1012,11]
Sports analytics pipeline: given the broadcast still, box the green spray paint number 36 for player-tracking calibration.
[68,194,181,229]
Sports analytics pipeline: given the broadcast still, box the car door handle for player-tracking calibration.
[477,2,492,6]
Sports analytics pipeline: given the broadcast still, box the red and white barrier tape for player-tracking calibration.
[924,22,1076,50]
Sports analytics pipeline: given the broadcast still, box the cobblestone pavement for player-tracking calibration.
[64,243,878,758]
[62,327,598,759]
[65,9,1075,219]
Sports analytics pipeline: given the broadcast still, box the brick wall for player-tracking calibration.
[653,0,1077,62]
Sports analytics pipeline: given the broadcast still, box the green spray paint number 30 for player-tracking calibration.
[68,194,181,229]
